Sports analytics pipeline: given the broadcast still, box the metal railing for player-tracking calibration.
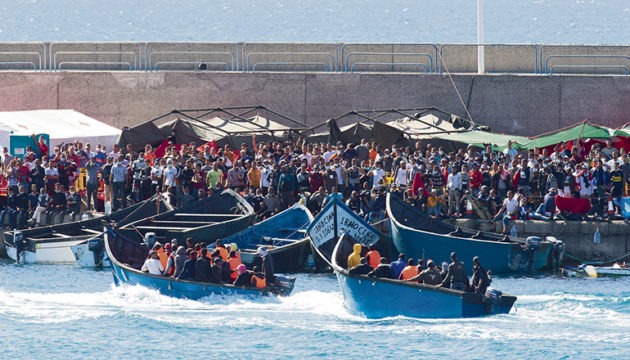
[0,42,628,76]
[345,52,432,73]
[544,55,630,75]
[147,50,236,71]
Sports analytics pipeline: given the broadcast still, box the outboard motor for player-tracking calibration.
[523,236,541,275]
[144,232,156,249]
[546,236,565,271]
[88,238,105,268]
[14,230,25,264]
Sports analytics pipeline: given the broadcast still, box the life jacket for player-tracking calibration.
[366,250,381,269]
[251,274,267,289]
[165,253,176,276]
[228,257,242,282]
[217,246,229,261]
[156,248,168,269]
[399,265,419,280]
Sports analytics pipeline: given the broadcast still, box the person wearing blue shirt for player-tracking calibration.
[390,253,407,280]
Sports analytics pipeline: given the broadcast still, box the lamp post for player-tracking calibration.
[478,0,485,74]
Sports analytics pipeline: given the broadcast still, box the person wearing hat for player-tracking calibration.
[440,251,469,291]
[471,256,491,295]
[233,264,253,287]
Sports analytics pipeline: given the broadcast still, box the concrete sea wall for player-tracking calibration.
[1,71,630,136]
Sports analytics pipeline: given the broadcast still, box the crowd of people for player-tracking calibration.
[140,237,276,289]
[346,245,492,295]
[2,131,630,232]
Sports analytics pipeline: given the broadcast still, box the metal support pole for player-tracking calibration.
[477,0,485,74]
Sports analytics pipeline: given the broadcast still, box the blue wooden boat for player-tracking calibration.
[306,194,388,271]
[104,224,295,299]
[386,193,561,274]
[217,204,314,273]
[116,189,254,245]
[331,233,517,318]
[3,195,173,264]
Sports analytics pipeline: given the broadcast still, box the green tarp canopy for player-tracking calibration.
[524,121,613,149]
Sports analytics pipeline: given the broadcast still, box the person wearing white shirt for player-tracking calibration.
[494,190,519,234]
[368,162,386,189]
[141,252,164,275]
[446,167,463,217]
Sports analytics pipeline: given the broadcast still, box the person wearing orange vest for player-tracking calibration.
[366,245,381,269]
[153,243,168,270]
[163,243,176,276]
[215,239,229,261]
[399,258,420,280]
[227,250,242,283]
[250,266,267,288]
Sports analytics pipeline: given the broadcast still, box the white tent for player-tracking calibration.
[0,109,121,154]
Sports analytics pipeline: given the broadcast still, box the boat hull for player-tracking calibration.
[335,270,515,318]
[105,224,294,299]
[110,259,292,299]
[70,242,111,268]
[220,204,313,272]
[6,238,87,264]
[387,194,553,273]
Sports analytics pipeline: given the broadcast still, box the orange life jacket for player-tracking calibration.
[251,274,267,289]
[228,257,243,282]
[165,253,176,276]
[399,265,419,280]
[217,246,229,261]
[156,248,168,269]
[366,250,381,269]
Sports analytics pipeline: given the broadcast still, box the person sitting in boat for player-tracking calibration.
[152,243,169,270]
[172,246,187,278]
[349,257,373,275]
[250,266,267,288]
[440,252,469,291]
[417,260,443,285]
[194,248,212,282]
[177,250,197,280]
[141,251,165,276]
[227,250,243,283]
[347,243,363,269]
[258,246,276,285]
[233,264,253,287]
[214,239,229,261]
[367,257,395,279]
[218,257,231,283]
[163,243,176,276]
[346,190,362,214]
[209,256,224,283]
[390,253,407,279]
[66,185,81,221]
[398,258,419,280]
[366,245,381,269]
[470,256,491,295]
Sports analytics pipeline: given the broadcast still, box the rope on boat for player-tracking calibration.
[564,252,630,265]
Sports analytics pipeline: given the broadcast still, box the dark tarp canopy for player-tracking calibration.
[118,106,306,152]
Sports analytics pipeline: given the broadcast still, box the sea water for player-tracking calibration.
[1,0,630,44]
[0,259,628,359]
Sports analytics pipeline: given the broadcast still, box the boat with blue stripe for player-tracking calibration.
[331,233,517,318]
